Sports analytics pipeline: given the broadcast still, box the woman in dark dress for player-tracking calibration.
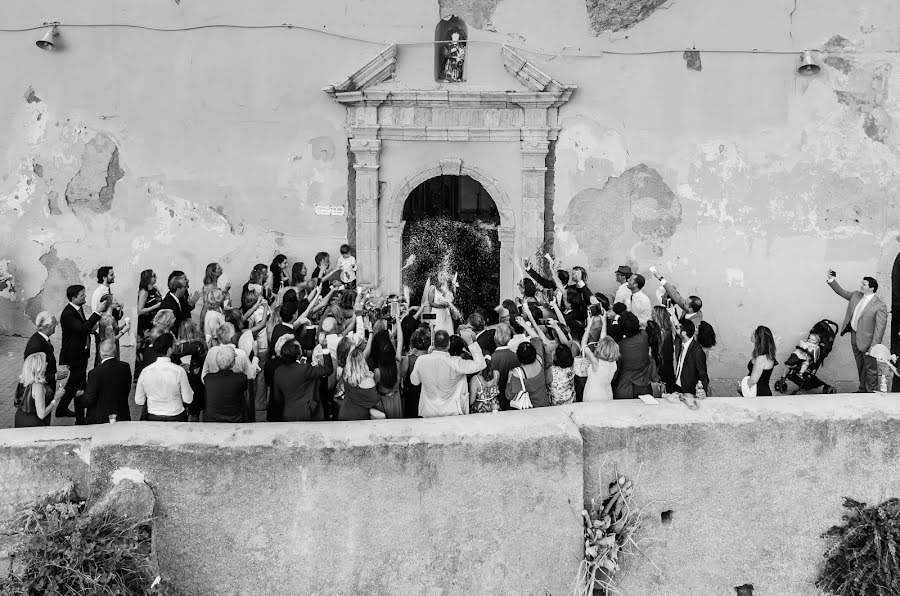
[746,325,777,396]
[15,353,63,428]
[171,319,208,421]
[134,269,163,380]
[339,346,382,421]
[613,312,653,400]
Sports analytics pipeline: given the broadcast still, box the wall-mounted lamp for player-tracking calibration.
[36,24,59,50]
[798,50,820,75]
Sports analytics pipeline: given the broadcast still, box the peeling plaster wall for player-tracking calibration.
[2,0,900,386]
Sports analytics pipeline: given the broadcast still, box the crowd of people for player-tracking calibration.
[14,243,890,428]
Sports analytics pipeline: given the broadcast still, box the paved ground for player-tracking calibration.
[0,334,863,429]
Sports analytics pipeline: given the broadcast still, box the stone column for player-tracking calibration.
[498,226,516,300]
[350,137,381,286]
[345,92,387,287]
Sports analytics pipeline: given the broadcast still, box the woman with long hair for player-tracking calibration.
[135,269,163,380]
[338,345,382,421]
[203,288,227,346]
[290,262,307,289]
[372,329,403,419]
[547,342,575,405]
[15,353,64,427]
[469,357,500,413]
[268,254,289,296]
[200,262,230,323]
[650,305,677,392]
[581,312,619,402]
[171,319,208,422]
[746,325,777,396]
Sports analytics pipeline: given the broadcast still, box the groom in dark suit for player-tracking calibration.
[827,271,887,392]
[59,284,105,421]
[674,319,709,397]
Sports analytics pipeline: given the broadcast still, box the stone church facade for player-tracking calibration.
[1,0,899,384]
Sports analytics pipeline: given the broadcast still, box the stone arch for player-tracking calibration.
[386,159,515,230]
[382,159,516,298]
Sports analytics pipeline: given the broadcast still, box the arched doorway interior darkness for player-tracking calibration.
[402,175,501,318]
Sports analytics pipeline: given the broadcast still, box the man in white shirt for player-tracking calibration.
[91,266,115,314]
[411,330,485,417]
[135,333,193,421]
[613,265,633,305]
[627,274,653,328]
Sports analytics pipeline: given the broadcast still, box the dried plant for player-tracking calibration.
[817,497,900,596]
[572,470,661,596]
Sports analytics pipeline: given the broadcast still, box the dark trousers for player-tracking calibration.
[574,375,586,403]
[851,333,878,392]
[319,378,337,421]
[244,384,256,422]
[58,366,87,422]
[147,411,188,422]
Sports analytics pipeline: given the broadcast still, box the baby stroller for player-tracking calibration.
[773,319,839,394]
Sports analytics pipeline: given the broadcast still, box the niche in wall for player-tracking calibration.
[434,16,468,82]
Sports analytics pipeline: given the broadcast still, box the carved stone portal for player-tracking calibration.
[324,45,575,298]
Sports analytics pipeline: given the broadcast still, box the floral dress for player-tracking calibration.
[548,365,575,405]
[471,377,500,413]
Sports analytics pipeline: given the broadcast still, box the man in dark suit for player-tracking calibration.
[674,319,709,397]
[204,346,249,423]
[59,285,105,421]
[271,302,300,349]
[468,313,496,356]
[827,271,888,392]
[160,270,200,326]
[77,339,132,424]
[24,311,60,391]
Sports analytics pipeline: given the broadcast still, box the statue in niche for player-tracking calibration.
[440,30,466,82]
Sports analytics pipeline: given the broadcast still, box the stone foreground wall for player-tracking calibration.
[2,396,900,595]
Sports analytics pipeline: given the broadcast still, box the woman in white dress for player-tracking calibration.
[581,313,619,402]
[423,272,459,335]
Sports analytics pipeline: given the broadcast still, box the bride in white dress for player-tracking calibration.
[423,272,459,335]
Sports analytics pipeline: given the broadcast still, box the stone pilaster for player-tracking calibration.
[520,137,549,261]
[498,226,516,299]
[349,137,381,286]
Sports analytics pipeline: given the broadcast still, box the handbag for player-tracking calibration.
[509,368,534,410]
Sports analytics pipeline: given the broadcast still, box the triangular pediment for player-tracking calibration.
[323,44,574,99]
[322,44,398,95]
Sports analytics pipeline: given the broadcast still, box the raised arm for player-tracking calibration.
[522,308,549,343]
[581,315,600,369]
[451,340,487,375]
[826,277,853,301]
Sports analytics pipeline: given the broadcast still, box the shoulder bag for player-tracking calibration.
[509,367,534,410]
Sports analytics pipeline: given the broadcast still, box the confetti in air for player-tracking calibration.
[402,216,500,317]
